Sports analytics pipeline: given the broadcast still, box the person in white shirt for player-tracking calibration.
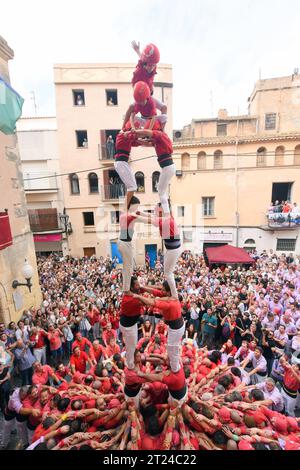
[248,378,284,412]
[291,331,300,352]
[240,346,268,384]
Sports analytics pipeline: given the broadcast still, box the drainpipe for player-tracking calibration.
[235,117,240,247]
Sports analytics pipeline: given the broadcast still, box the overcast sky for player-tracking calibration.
[1,0,300,127]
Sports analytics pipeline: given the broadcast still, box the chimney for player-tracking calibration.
[218,109,228,119]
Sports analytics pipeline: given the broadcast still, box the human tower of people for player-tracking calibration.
[1,44,300,452]
[115,41,186,408]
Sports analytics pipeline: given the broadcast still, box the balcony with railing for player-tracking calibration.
[28,208,61,233]
[98,144,115,162]
[102,184,125,201]
[23,171,58,192]
[267,210,300,229]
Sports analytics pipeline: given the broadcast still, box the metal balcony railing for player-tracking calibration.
[28,208,59,232]
[98,144,115,161]
[267,211,300,228]
[102,184,126,201]
[23,171,58,191]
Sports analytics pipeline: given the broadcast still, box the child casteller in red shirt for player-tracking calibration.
[131,42,160,94]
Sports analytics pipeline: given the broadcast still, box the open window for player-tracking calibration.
[110,210,120,224]
[106,89,118,106]
[83,212,95,226]
[135,172,145,192]
[100,129,120,160]
[152,171,160,192]
[76,130,88,148]
[70,174,80,194]
[271,182,293,204]
[214,150,223,169]
[88,173,99,193]
[73,89,85,106]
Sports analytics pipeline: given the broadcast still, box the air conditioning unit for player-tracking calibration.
[173,130,182,140]
[176,170,183,177]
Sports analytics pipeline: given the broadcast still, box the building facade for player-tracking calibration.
[0,36,42,324]
[54,63,173,265]
[171,73,300,255]
[17,117,67,255]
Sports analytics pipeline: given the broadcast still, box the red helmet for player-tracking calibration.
[141,43,160,64]
[133,81,150,102]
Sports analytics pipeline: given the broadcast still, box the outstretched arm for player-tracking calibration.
[133,294,156,307]
[131,40,141,58]
[122,104,135,130]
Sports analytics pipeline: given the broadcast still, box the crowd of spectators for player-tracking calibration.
[0,250,300,450]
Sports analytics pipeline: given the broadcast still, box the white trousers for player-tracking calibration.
[158,164,176,214]
[114,161,137,192]
[167,323,185,373]
[164,246,182,298]
[281,389,297,417]
[118,240,134,292]
[33,347,46,365]
[120,322,138,370]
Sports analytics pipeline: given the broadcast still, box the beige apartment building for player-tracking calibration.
[171,72,300,255]
[0,36,41,324]
[54,63,173,265]
[17,117,67,255]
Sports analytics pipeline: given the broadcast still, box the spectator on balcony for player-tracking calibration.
[106,135,115,159]
[283,201,291,213]
[76,94,84,106]
[273,200,280,213]
[268,202,275,214]
[82,138,88,148]
[291,202,300,214]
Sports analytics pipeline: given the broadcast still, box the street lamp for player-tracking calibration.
[59,212,72,235]
[12,259,34,292]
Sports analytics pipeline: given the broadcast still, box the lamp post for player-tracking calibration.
[59,211,72,235]
[12,259,34,292]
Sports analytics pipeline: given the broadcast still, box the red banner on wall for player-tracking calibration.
[0,212,13,250]
[33,233,62,242]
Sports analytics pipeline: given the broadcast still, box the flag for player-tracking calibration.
[0,76,24,134]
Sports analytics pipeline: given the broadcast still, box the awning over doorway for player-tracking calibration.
[205,244,255,265]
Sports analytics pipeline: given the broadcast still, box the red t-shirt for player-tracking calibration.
[102,329,117,346]
[121,295,144,317]
[119,213,137,241]
[72,337,92,352]
[154,299,182,322]
[110,314,120,330]
[162,366,186,392]
[131,59,157,93]
[134,97,157,118]
[32,365,54,386]
[105,343,120,357]
[92,345,105,362]
[47,331,62,351]
[283,367,300,391]
[30,331,47,349]
[70,351,89,373]
[155,216,179,240]
[151,130,173,157]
